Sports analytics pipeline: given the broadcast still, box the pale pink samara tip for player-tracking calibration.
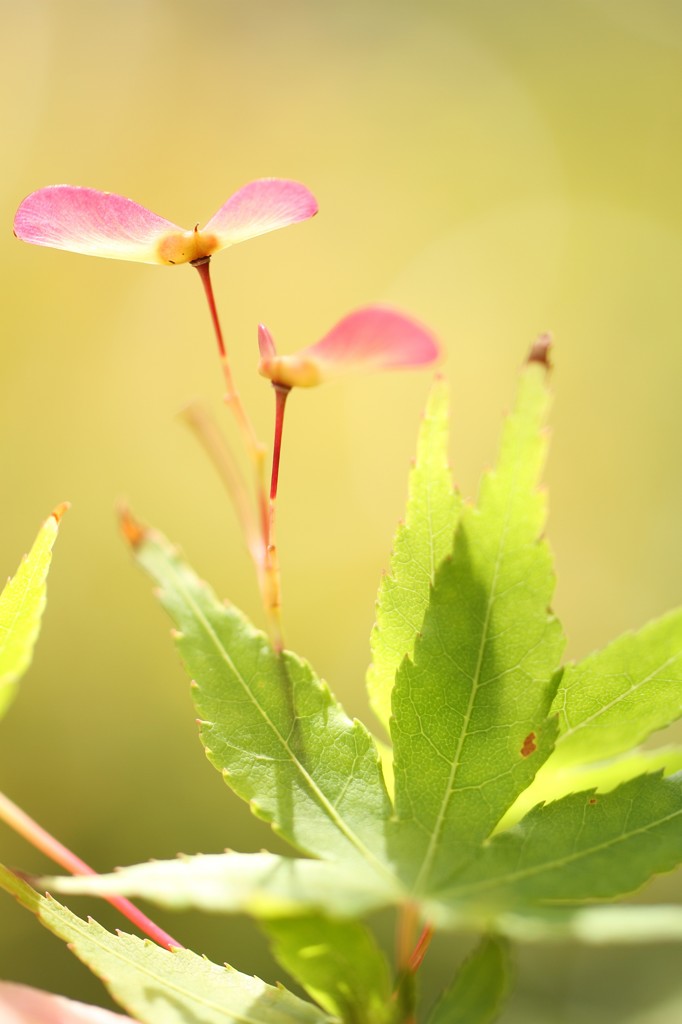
[0,981,136,1023]
[13,179,318,265]
[258,306,440,388]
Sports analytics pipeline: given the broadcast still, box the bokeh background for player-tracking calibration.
[1,1,682,1021]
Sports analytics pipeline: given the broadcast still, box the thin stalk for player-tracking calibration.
[263,385,291,652]
[192,256,279,636]
[392,904,422,1024]
[408,922,434,972]
[182,401,261,566]
[396,902,420,971]
[270,385,291,503]
[192,258,266,465]
[263,525,284,653]
[0,789,182,951]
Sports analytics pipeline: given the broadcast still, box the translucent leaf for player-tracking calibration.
[0,982,135,1023]
[499,745,682,830]
[427,937,510,1024]
[550,608,682,768]
[45,851,402,920]
[129,526,393,873]
[438,772,682,910]
[265,915,393,1024]
[0,865,331,1024]
[487,904,682,944]
[391,351,564,892]
[423,900,682,945]
[367,378,460,733]
[0,505,66,720]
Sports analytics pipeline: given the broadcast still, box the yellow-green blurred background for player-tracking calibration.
[1,1,682,1020]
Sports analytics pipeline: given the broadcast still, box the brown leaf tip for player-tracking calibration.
[520,732,537,757]
[118,505,147,549]
[50,501,70,524]
[527,333,553,369]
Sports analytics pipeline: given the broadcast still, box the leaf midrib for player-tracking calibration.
[0,866,315,1024]
[164,555,392,879]
[559,652,682,745]
[412,478,513,894]
[46,908,324,1024]
[442,801,682,902]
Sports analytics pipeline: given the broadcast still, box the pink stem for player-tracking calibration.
[0,789,182,951]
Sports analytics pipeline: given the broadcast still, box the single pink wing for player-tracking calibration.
[203,179,318,249]
[0,982,136,1023]
[14,185,184,264]
[258,323,277,359]
[304,306,440,380]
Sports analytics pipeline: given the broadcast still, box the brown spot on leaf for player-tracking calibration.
[521,732,537,757]
[588,797,597,805]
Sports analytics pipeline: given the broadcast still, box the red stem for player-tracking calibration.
[193,257,264,459]
[270,386,290,502]
[0,790,182,951]
[408,923,434,972]
[194,257,226,358]
[193,258,278,638]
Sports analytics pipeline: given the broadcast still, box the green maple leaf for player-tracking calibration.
[265,915,393,1024]
[550,608,682,767]
[0,505,66,720]
[367,378,461,735]
[129,525,393,877]
[427,937,510,1024]
[0,864,331,1024]
[390,346,564,892]
[438,772,682,910]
